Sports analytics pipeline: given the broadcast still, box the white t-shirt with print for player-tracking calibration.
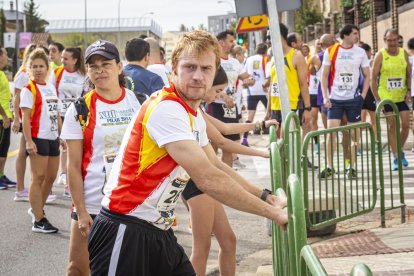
[20,82,61,140]
[322,45,369,100]
[61,88,140,215]
[244,54,267,96]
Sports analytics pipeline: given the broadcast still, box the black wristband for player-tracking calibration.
[260,188,272,201]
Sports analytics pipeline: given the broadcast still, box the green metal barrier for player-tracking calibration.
[272,174,373,275]
[302,123,377,230]
[269,125,277,144]
[350,263,373,275]
[375,99,406,227]
[283,111,302,177]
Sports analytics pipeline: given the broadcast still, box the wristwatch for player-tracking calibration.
[304,106,312,112]
[260,188,273,201]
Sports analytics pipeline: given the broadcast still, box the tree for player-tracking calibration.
[179,24,188,32]
[61,33,101,48]
[0,9,6,46]
[24,0,47,33]
[294,0,323,34]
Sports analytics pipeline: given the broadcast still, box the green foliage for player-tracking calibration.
[361,2,371,21]
[341,0,354,8]
[24,0,46,33]
[0,9,6,46]
[61,33,102,48]
[295,0,323,33]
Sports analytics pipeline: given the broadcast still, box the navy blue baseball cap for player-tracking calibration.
[85,40,120,64]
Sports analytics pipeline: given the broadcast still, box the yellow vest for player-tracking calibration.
[270,48,301,110]
[378,48,407,102]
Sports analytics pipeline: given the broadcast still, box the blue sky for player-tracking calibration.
[3,0,236,32]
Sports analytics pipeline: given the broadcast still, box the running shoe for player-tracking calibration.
[63,185,71,198]
[28,207,35,223]
[346,168,357,179]
[402,152,409,168]
[356,148,362,156]
[392,158,399,171]
[319,167,334,179]
[241,138,249,147]
[45,193,57,204]
[306,158,318,169]
[233,157,246,169]
[14,188,29,202]
[32,217,59,234]
[0,175,16,188]
[0,182,7,190]
[57,173,67,186]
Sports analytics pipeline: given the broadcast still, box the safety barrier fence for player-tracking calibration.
[270,171,372,275]
[302,122,377,230]
[375,100,406,227]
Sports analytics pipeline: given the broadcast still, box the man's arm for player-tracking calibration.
[165,140,287,226]
[293,51,311,123]
[309,55,321,75]
[405,51,412,101]
[239,72,255,87]
[360,67,370,99]
[321,64,331,108]
[370,52,383,101]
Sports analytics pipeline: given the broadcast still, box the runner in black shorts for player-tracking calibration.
[208,103,240,141]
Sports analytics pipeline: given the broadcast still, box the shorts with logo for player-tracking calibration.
[362,89,376,112]
[89,208,195,276]
[27,137,60,157]
[209,102,240,141]
[383,101,410,113]
[247,95,268,111]
[0,122,11,157]
[182,179,203,201]
[328,96,363,123]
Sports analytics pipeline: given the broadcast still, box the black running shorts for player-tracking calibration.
[28,137,60,157]
[208,102,240,141]
[181,179,203,201]
[88,208,195,276]
[0,122,11,158]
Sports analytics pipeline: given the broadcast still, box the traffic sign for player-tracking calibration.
[236,15,268,34]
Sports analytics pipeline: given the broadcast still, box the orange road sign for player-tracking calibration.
[236,14,269,33]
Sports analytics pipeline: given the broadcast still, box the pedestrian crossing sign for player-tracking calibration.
[236,15,268,34]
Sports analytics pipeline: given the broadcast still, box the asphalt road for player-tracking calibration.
[0,131,273,276]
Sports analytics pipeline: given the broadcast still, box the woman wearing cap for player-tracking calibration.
[61,40,141,276]
[49,47,87,198]
[182,66,280,276]
[20,48,63,233]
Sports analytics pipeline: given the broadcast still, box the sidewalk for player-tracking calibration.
[230,130,414,275]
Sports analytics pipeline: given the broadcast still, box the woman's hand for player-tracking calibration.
[26,140,37,155]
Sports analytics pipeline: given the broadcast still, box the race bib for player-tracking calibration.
[272,82,280,97]
[223,106,237,119]
[103,153,117,183]
[61,98,75,113]
[45,96,58,117]
[157,169,189,226]
[338,72,354,90]
[386,78,403,90]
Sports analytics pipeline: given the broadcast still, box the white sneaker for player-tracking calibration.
[28,208,35,223]
[57,173,67,186]
[45,193,57,204]
[14,188,29,202]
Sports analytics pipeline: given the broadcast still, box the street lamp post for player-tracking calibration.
[14,0,19,74]
[118,0,122,50]
[84,0,88,50]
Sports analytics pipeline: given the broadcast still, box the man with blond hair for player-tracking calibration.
[88,30,287,275]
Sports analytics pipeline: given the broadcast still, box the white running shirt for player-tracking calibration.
[61,88,140,215]
[244,54,267,96]
[323,45,369,100]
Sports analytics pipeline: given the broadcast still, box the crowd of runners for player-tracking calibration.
[0,22,412,275]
